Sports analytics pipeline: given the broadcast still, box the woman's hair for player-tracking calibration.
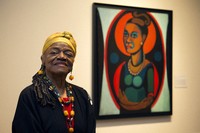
[128,10,151,36]
[32,65,56,107]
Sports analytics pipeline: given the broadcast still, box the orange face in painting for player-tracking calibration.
[123,23,143,54]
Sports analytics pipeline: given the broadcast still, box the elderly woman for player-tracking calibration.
[12,32,96,133]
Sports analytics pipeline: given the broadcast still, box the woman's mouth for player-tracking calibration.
[126,42,134,49]
[55,61,67,66]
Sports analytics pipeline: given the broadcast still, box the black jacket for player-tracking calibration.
[12,84,96,133]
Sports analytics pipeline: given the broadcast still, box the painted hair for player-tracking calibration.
[128,11,151,36]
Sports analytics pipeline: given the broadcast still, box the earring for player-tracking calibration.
[140,42,143,45]
[69,72,74,80]
[37,65,45,75]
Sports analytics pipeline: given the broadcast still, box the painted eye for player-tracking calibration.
[131,32,138,38]
[124,30,128,37]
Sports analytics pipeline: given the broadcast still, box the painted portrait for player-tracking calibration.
[92,3,172,119]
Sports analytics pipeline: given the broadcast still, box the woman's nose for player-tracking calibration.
[58,52,66,59]
[127,35,132,42]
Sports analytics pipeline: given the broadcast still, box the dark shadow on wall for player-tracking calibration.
[96,115,171,127]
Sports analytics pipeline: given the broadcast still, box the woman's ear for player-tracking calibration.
[41,55,45,65]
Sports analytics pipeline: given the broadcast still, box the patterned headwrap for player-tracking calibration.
[42,31,77,55]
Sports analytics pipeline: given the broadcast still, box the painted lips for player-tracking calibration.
[126,42,134,49]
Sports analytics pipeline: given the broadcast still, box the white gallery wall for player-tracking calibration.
[0,0,200,133]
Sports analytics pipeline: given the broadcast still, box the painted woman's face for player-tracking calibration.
[123,23,143,54]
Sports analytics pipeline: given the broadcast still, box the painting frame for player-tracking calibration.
[92,3,173,119]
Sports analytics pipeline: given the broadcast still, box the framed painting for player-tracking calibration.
[92,3,173,119]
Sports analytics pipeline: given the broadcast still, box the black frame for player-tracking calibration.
[92,3,172,119]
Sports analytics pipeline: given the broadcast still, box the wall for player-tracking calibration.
[0,0,199,133]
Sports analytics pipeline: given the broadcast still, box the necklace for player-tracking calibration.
[45,77,75,133]
[59,84,75,133]
[128,57,145,76]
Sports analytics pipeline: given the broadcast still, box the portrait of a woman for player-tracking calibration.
[118,11,154,114]
[94,4,172,118]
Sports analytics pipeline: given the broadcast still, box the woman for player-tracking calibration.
[118,11,154,113]
[12,32,96,133]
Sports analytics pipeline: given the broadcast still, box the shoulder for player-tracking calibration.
[144,59,154,69]
[18,84,37,104]
[70,83,89,97]
[70,83,93,104]
[20,84,34,96]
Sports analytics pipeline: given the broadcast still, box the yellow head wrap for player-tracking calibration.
[42,31,77,55]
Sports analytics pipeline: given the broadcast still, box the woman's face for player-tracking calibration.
[123,23,143,54]
[41,42,75,76]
